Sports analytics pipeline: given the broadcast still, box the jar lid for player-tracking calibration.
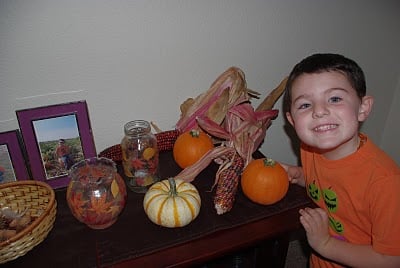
[124,120,151,136]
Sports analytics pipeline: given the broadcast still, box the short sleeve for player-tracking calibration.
[369,174,400,255]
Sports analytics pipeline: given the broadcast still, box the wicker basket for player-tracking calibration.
[0,180,57,264]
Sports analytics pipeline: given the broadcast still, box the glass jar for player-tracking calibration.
[121,120,159,193]
[66,157,127,229]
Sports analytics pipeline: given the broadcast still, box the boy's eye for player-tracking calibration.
[329,96,342,103]
[298,103,311,109]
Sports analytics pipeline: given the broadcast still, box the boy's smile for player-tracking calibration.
[286,71,372,160]
[313,124,339,133]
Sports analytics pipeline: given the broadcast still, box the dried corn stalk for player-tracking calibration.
[195,101,278,214]
[255,77,287,111]
[174,67,287,215]
[175,67,258,133]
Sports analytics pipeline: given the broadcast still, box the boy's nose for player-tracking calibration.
[312,104,329,118]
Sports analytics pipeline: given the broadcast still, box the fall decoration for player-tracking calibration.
[98,129,180,162]
[241,158,289,205]
[66,157,127,229]
[173,129,214,169]
[121,120,159,193]
[98,67,287,215]
[213,151,244,214]
[143,178,201,228]
[0,181,56,264]
[174,67,287,214]
[0,209,32,242]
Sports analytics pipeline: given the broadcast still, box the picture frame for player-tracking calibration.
[0,130,30,184]
[17,101,97,189]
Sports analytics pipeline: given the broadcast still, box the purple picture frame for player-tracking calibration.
[0,130,30,184]
[16,101,96,189]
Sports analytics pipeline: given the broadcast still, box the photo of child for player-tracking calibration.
[0,144,17,184]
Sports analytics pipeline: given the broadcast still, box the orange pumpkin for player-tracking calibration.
[173,129,214,169]
[241,158,289,205]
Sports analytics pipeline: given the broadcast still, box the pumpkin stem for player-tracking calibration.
[189,129,200,138]
[263,157,276,167]
[168,177,178,196]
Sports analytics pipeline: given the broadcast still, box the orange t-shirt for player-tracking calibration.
[301,133,400,268]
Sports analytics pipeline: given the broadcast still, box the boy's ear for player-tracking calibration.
[358,95,374,122]
[286,112,295,126]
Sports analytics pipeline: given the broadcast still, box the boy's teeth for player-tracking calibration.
[315,124,337,131]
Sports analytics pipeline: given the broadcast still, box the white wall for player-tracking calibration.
[380,76,400,163]
[1,0,399,165]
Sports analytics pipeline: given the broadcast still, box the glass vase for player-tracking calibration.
[66,157,127,229]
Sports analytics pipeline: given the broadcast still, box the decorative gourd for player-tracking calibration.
[173,129,214,169]
[143,178,201,228]
[241,158,289,205]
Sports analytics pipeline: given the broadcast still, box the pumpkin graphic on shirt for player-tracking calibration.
[329,215,344,234]
[323,187,338,213]
[307,180,321,201]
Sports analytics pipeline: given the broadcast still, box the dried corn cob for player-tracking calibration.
[98,144,123,162]
[155,129,180,151]
[214,152,244,215]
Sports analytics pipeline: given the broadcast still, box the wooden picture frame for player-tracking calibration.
[16,101,96,189]
[0,130,30,184]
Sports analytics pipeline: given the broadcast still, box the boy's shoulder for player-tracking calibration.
[361,134,399,174]
[300,134,399,174]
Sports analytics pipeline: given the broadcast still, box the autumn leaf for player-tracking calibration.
[109,206,121,217]
[136,177,145,186]
[77,165,91,178]
[90,194,112,214]
[69,191,88,216]
[82,210,113,226]
[89,165,107,178]
[81,210,99,224]
[147,159,158,171]
[93,212,114,225]
[131,158,144,170]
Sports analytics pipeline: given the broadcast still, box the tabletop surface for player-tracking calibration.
[5,150,311,268]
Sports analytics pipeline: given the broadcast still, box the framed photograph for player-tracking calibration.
[17,101,96,189]
[0,130,30,184]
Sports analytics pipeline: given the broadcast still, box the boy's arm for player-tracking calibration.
[300,207,400,268]
[325,240,400,268]
[279,163,306,187]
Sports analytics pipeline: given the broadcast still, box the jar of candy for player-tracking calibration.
[121,120,159,193]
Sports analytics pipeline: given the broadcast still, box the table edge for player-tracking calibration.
[106,202,310,268]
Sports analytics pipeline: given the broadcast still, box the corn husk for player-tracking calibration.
[174,67,287,214]
[175,67,259,133]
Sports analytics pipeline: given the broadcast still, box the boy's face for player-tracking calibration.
[286,71,372,159]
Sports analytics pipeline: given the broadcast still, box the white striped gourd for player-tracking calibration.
[143,178,201,228]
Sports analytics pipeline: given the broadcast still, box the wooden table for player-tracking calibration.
[112,205,306,268]
[6,151,311,268]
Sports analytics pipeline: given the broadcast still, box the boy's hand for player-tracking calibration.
[284,165,305,186]
[299,207,331,255]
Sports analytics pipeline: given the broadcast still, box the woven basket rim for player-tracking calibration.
[0,180,56,248]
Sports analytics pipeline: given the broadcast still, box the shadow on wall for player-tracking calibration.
[280,97,301,166]
[284,123,301,166]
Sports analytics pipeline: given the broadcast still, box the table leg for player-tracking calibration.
[254,235,290,268]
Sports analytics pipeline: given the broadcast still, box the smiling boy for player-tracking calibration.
[282,53,400,267]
